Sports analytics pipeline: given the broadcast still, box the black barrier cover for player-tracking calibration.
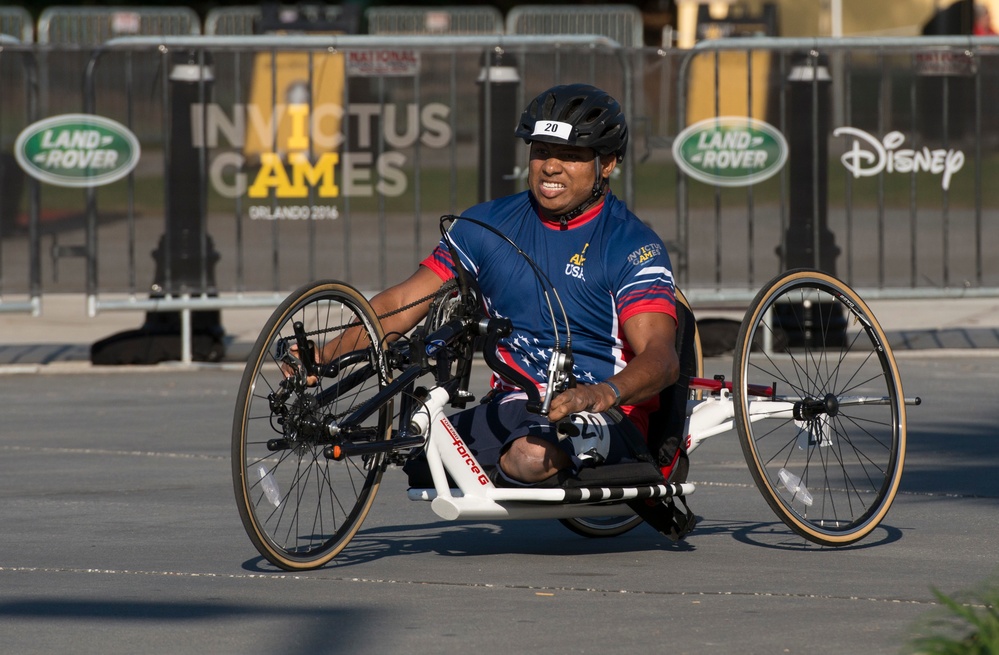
[0,152,25,237]
[92,50,225,365]
[783,53,838,274]
[779,53,846,348]
[478,49,519,202]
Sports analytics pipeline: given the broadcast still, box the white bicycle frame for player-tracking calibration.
[402,383,794,522]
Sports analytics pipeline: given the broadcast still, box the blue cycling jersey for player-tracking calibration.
[422,190,675,434]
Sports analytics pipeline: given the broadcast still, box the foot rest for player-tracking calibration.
[563,461,665,488]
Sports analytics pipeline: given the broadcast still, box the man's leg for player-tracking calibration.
[498,436,572,483]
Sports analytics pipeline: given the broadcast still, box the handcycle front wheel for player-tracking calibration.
[733,269,906,547]
[232,280,393,570]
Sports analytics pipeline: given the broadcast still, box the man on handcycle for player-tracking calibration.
[310,84,679,490]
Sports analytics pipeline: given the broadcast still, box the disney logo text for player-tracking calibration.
[833,127,964,191]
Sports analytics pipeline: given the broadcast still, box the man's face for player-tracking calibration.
[528,141,617,217]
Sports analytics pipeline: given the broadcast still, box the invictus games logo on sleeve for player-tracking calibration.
[14,114,141,188]
[627,243,662,266]
[672,116,788,187]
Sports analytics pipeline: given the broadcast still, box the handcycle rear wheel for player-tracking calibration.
[232,280,393,570]
[559,288,704,539]
[733,269,906,546]
[559,514,649,538]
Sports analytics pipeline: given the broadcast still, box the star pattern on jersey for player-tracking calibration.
[508,331,605,386]
[509,332,554,378]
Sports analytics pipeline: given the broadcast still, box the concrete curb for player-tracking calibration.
[3,294,999,369]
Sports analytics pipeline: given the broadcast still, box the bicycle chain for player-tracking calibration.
[380,277,459,322]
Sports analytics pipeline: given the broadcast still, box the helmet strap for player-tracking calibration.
[554,156,608,229]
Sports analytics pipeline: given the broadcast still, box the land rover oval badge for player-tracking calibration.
[672,116,787,187]
[14,113,141,187]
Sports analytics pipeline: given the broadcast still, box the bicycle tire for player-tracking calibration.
[559,514,646,538]
[559,288,704,539]
[733,269,906,546]
[232,280,393,570]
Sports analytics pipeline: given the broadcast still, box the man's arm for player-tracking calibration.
[367,266,447,340]
[308,266,446,366]
[547,311,678,422]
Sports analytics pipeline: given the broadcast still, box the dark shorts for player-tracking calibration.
[448,391,650,472]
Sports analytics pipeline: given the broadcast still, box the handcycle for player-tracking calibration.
[232,217,920,571]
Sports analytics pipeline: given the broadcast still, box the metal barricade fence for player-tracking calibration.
[2,33,999,348]
[204,5,348,36]
[203,6,271,36]
[11,7,206,321]
[671,36,999,302]
[0,34,627,336]
[37,7,201,44]
[0,33,40,314]
[505,4,644,47]
[0,7,33,42]
[76,35,624,299]
[366,6,503,35]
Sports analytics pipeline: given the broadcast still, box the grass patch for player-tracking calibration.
[904,584,999,655]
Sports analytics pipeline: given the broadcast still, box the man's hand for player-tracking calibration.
[547,383,619,423]
[545,312,679,423]
[281,342,321,387]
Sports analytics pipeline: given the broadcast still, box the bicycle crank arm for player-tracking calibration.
[324,435,426,460]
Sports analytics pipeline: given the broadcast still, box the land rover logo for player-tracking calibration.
[672,116,788,187]
[14,114,141,187]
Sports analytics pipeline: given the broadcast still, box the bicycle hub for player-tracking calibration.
[793,393,840,421]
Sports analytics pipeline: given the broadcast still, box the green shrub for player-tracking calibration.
[905,585,999,654]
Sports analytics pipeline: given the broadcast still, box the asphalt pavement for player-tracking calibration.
[1,294,999,654]
[1,355,997,654]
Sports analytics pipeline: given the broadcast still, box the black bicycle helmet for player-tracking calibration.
[515,84,628,161]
